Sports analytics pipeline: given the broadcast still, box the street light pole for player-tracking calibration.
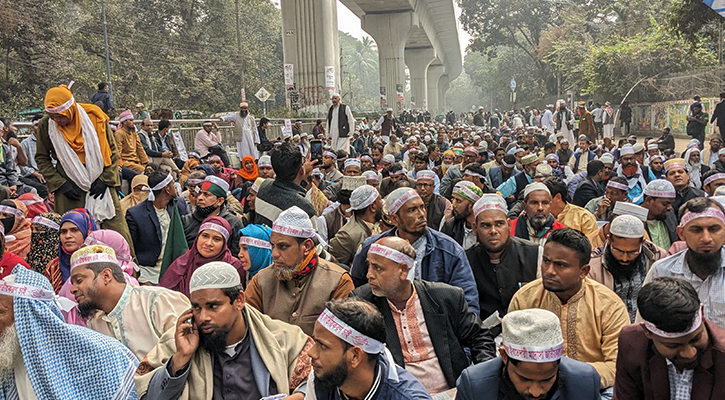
[235,0,246,100]
[101,0,113,101]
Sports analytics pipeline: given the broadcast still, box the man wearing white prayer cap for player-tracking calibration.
[643,197,725,328]
[615,277,725,399]
[510,182,566,246]
[219,101,259,160]
[351,187,481,315]
[587,214,668,322]
[616,143,656,205]
[457,308,602,400]
[362,170,379,190]
[327,92,356,151]
[136,261,314,400]
[257,154,275,179]
[342,158,362,176]
[308,297,432,400]
[245,206,354,336]
[465,194,541,326]
[328,185,383,265]
[351,236,496,394]
[641,179,679,252]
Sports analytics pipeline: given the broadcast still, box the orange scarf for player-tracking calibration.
[6,200,31,259]
[237,155,259,181]
[44,85,113,166]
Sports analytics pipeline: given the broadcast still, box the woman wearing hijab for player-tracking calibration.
[27,212,62,273]
[238,224,272,283]
[208,154,236,186]
[17,193,49,220]
[234,155,258,189]
[159,216,244,297]
[120,174,149,215]
[0,200,32,259]
[179,151,201,187]
[44,208,98,293]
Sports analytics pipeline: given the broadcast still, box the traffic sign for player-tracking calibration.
[255,87,271,102]
[510,78,516,92]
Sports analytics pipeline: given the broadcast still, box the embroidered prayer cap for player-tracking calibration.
[612,201,649,222]
[201,175,229,198]
[620,144,635,156]
[535,164,552,178]
[382,154,395,164]
[643,179,676,199]
[647,143,659,150]
[610,215,645,239]
[240,101,249,107]
[560,138,569,144]
[664,158,687,173]
[513,147,525,155]
[385,188,421,215]
[686,139,700,149]
[633,143,645,153]
[189,261,241,293]
[519,154,537,166]
[473,194,508,219]
[344,158,361,169]
[453,181,483,204]
[502,309,563,363]
[258,155,272,167]
[118,109,134,123]
[188,150,201,160]
[719,148,725,156]
[545,153,558,162]
[272,206,315,238]
[523,182,551,199]
[70,244,119,270]
[349,185,380,211]
[362,171,379,182]
[649,155,664,163]
[416,170,437,182]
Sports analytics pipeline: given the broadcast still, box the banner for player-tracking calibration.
[284,119,292,137]
[380,86,387,108]
[284,64,294,88]
[171,131,188,161]
[325,66,335,91]
[396,84,404,103]
[241,88,246,102]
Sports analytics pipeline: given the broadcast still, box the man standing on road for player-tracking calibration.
[687,102,709,150]
[327,93,356,151]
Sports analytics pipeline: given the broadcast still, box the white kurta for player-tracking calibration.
[329,104,356,152]
[13,356,39,400]
[222,113,259,160]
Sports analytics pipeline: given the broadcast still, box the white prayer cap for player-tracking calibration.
[385,188,421,215]
[416,170,436,182]
[311,168,323,178]
[610,215,645,239]
[189,262,241,293]
[523,182,551,199]
[382,154,395,164]
[258,155,272,167]
[612,201,649,222]
[473,194,508,219]
[718,148,725,156]
[521,154,539,166]
[387,107,393,112]
[715,186,725,196]
[633,143,645,153]
[687,139,700,149]
[424,135,431,141]
[535,164,552,178]
[349,185,379,211]
[344,158,362,169]
[647,143,659,150]
[502,309,563,363]
[362,171,379,182]
[599,153,614,164]
[710,195,725,208]
[272,206,315,238]
[330,92,341,98]
[620,144,635,156]
[643,179,676,199]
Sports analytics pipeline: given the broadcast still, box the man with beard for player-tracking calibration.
[136,261,313,399]
[614,277,725,400]
[466,195,540,324]
[245,206,354,335]
[379,163,414,198]
[664,158,707,213]
[573,160,606,207]
[587,201,652,249]
[0,266,139,399]
[441,147,479,195]
[457,309,602,400]
[684,146,710,190]
[433,150,455,180]
[441,181,483,250]
[648,154,665,179]
[544,176,598,236]
[568,136,596,176]
[69,244,190,359]
[509,228,630,398]
[328,93,356,151]
[320,150,343,186]
[414,170,450,231]
[488,154,518,189]
[308,298,432,400]
[352,236,496,394]
[702,137,723,167]
[498,154,540,203]
[587,215,668,322]
[644,197,725,328]
[329,185,383,265]
[510,182,566,246]
[641,180,679,252]
[219,101,259,160]
[616,144,655,205]
[702,169,725,197]
[351,188,480,315]
[257,154,275,179]
[182,176,243,256]
[585,176,630,221]
[114,109,149,175]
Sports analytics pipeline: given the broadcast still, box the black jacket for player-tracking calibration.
[440,217,468,247]
[352,280,496,388]
[572,176,605,207]
[126,198,190,267]
[254,178,317,228]
[712,101,725,128]
[673,186,707,215]
[425,194,448,231]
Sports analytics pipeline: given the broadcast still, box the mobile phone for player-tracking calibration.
[186,317,194,334]
[310,140,323,162]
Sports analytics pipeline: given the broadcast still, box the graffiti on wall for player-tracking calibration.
[636,105,651,131]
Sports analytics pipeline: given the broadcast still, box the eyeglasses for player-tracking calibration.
[609,242,642,257]
[416,183,433,189]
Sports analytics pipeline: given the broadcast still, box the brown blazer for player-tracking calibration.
[614,320,725,400]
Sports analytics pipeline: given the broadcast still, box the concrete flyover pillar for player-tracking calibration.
[438,75,450,115]
[362,12,413,112]
[281,0,340,115]
[426,64,444,114]
[404,46,435,110]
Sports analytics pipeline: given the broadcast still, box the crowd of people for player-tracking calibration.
[0,85,722,400]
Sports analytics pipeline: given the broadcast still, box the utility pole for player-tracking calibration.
[101,0,113,101]
[235,0,246,100]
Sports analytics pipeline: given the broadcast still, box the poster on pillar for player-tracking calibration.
[423,99,427,110]
[325,66,335,91]
[380,86,387,108]
[396,84,404,110]
[411,96,416,109]
[284,64,294,88]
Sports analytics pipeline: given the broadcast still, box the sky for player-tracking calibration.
[335,0,471,57]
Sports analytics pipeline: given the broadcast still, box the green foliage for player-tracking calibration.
[339,32,380,112]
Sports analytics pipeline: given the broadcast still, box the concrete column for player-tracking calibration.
[362,12,413,112]
[426,64,444,114]
[281,0,340,115]
[404,46,435,110]
[438,75,450,114]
